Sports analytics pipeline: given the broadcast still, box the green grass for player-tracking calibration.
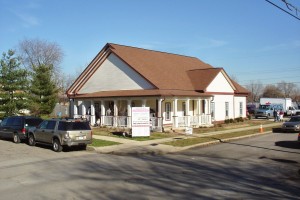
[164,126,275,147]
[88,138,120,147]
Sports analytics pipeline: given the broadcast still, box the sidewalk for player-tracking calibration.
[89,123,279,155]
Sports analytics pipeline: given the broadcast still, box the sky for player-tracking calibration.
[0,0,300,88]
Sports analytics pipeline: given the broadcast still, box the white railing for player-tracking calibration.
[98,115,211,129]
[150,117,163,130]
[103,116,114,126]
[178,114,211,127]
[116,116,128,127]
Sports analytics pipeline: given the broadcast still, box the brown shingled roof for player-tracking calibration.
[67,43,248,98]
[108,43,214,90]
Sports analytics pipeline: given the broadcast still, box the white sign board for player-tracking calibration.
[131,107,150,137]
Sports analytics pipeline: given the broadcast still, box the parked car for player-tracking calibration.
[0,116,43,143]
[298,133,300,143]
[28,119,92,152]
[247,104,256,114]
[281,115,300,132]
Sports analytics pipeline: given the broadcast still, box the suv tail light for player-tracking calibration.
[21,128,26,134]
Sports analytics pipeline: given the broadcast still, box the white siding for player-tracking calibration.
[206,72,234,93]
[213,95,234,121]
[79,53,154,93]
[234,96,247,118]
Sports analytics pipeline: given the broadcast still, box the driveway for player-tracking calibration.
[0,132,299,199]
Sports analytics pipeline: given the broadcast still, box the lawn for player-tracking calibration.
[164,126,275,147]
[88,138,120,147]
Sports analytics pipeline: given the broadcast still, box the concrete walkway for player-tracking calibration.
[89,122,281,155]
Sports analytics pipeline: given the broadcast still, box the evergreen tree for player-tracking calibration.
[0,50,29,116]
[29,64,58,115]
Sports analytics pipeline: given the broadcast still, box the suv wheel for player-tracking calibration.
[53,139,63,152]
[13,133,21,143]
[28,134,36,146]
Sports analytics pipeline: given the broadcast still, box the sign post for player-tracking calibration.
[131,107,150,137]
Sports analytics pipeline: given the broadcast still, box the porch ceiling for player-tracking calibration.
[69,89,212,99]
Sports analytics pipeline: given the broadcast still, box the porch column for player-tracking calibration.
[158,99,162,118]
[186,99,190,127]
[100,100,105,126]
[173,98,178,128]
[127,100,132,128]
[90,100,95,125]
[197,99,201,125]
[142,99,147,107]
[81,102,86,118]
[73,100,78,118]
[113,100,118,127]
[69,99,74,118]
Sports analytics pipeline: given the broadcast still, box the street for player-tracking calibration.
[0,132,299,200]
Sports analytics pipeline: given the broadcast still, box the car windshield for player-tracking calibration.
[289,117,300,122]
[259,105,271,109]
[58,121,91,131]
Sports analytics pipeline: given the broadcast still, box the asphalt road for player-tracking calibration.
[0,132,299,200]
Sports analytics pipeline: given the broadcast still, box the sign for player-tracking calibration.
[131,107,150,137]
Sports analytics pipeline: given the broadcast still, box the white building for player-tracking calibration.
[67,43,248,131]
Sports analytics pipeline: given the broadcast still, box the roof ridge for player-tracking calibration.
[108,42,199,59]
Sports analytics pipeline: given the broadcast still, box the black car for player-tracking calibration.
[0,116,43,143]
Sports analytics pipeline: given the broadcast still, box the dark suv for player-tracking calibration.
[28,119,92,152]
[0,116,43,143]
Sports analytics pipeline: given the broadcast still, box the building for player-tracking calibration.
[67,43,248,131]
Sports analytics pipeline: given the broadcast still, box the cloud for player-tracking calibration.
[258,40,300,52]
[16,12,39,27]
[197,38,228,49]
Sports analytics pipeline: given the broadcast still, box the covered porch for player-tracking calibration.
[69,97,213,131]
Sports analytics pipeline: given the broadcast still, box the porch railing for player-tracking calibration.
[178,114,211,127]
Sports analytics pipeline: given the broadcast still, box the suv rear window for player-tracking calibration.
[58,121,91,131]
[25,118,43,127]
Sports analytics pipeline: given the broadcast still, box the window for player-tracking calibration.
[165,102,171,121]
[12,118,22,126]
[239,102,243,116]
[46,121,56,130]
[225,102,229,117]
[58,121,91,131]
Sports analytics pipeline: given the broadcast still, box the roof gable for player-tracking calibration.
[78,53,155,93]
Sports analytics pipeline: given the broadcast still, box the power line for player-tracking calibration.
[265,0,300,20]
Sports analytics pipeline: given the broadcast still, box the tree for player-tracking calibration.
[262,84,284,98]
[29,64,58,115]
[245,81,263,103]
[0,50,29,116]
[276,81,297,98]
[18,38,63,75]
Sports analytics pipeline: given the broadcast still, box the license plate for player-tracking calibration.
[77,136,86,140]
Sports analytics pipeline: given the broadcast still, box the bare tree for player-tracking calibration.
[276,81,297,98]
[245,80,263,103]
[18,38,63,76]
[262,84,284,98]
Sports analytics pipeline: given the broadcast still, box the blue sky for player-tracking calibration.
[1,0,300,87]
